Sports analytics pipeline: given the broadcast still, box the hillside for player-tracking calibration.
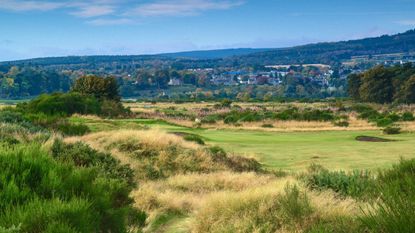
[228,29,415,66]
[161,48,272,59]
[1,29,415,68]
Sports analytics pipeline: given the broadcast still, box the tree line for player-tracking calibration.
[0,66,72,98]
[348,63,415,104]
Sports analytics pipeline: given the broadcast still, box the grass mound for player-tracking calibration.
[65,130,262,180]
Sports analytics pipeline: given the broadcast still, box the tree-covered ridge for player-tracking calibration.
[348,63,415,104]
[229,29,415,66]
[1,29,415,69]
[0,66,71,98]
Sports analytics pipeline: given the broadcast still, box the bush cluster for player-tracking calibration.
[202,107,337,125]
[353,104,414,127]
[304,159,415,232]
[304,165,374,199]
[17,92,130,118]
[51,140,135,186]
[0,143,145,232]
[361,159,415,232]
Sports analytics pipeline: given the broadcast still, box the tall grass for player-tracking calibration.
[192,184,313,233]
[361,159,415,233]
[0,143,144,232]
[66,130,262,180]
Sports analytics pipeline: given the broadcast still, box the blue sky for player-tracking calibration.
[0,0,415,61]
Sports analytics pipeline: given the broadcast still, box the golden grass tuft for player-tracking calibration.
[191,181,363,233]
[132,172,297,232]
[66,129,200,151]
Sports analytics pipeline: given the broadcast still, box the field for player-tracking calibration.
[3,99,415,232]
[70,104,415,171]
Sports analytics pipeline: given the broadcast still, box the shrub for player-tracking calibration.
[224,115,239,124]
[56,123,91,136]
[18,92,101,116]
[201,114,220,124]
[51,140,135,186]
[383,126,401,135]
[401,112,415,121]
[304,165,374,199]
[360,159,415,233]
[376,117,394,127]
[100,99,131,118]
[0,110,25,124]
[262,123,274,128]
[220,99,233,108]
[0,144,142,232]
[333,120,349,127]
[301,109,334,121]
[387,113,401,122]
[183,134,205,145]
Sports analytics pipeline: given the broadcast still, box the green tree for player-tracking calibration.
[347,73,363,101]
[154,69,170,89]
[71,75,120,101]
[399,75,415,103]
[359,66,394,104]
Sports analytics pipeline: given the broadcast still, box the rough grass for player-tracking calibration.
[133,173,297,232]
[65,129,261,180]
[68,115,415,171]
[191,181,361,233]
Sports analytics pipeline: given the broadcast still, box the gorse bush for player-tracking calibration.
[304,165,374,199]
[0,143,144,232]
[17,92,101,116]
[51,140,135,187]
[401,112,415,121]
[22,93,131,118]
[352,104,412,127]
[56,122,91,136]
[213,107,337,125]
[383,126,401,135]
[361,159,415,233]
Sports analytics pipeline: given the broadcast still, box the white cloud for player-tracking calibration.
[0,0,65,11]
[0,0,245,25]
[128,0,244,17]
[397,20,415,26]
[71,5,115,18]
[87,18,133,26]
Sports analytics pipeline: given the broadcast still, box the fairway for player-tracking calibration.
[196,130,415,171]
[70,116,415,171]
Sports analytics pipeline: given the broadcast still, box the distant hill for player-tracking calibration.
[160,48,272,59]
[1,29,415,68]
[227,29,415,66]
[0,48,270,67]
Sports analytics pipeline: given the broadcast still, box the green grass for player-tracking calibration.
[69,116,415,171]
[196,130,415,171]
